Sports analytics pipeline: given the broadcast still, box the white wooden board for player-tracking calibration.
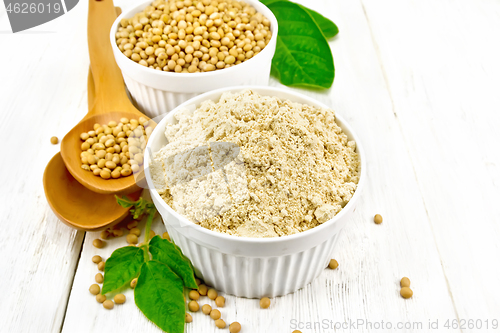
[360,0,500,330]
[1,0,499,332]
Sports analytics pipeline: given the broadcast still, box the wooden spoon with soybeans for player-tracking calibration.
[44,20,142,231]
[61,0,152,195]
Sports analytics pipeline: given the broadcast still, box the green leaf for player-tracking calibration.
[260,0,339,38]
[102,246,145,294]
[149,236,198,289]
[259,0,281,5]
[267,1,335,89]
[135,261,185,333]
[303,7,339,38]
[115,195,135,208]
[115,196,155,219]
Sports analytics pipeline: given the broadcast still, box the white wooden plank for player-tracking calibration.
[0,11,86,333]
[360,0,500,329]
[0,2,90,332]
[61,0,460,332]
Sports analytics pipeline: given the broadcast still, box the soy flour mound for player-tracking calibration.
[151,90,360,238]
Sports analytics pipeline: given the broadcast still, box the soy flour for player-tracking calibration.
[151,90,360,237]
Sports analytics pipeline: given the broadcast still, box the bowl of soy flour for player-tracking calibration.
[144,86,366,298]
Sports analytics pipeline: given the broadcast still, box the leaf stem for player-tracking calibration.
[142,205,157,262]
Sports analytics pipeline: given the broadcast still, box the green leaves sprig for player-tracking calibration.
[260,0,339,89]
[103,196,197,333]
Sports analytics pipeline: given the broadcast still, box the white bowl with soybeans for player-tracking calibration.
[110,0,278,118]
[144,86,366,298]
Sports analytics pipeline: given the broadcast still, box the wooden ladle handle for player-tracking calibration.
[88,0,129,114]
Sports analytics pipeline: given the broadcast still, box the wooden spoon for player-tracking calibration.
[44,68,142,231]
[61,0,149,195]
[43,7,142,231]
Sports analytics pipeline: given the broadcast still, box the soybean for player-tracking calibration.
[89,284,100,295]
[329,259,339,270]
[215,319,226,329]
[127,221,138,230]
[92,255,102,264]
[400,287,413,299]
[100,230,110,240]
[215,296,225,307]
[103,300,114,309]
[114,294,126,304]
[259,297,270,309]
[96,294,106,303]
[189,290,200,301]
[400,277,410,288]
[207,288,218,300]
[98,261,105,271]
[188,300,200,312]
[202,304,212,315]
[95,273,104,284]
[198,284,208,296]
[93,239,105,249]
[129,228,141,236]
[127,233,139,244]
[229,322,242,333]
[210,309,221,320]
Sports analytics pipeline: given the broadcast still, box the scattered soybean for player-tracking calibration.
[103,300,115,309]
[114,294,126,304]
[92,255,102,264]
[207,288,218,300]
[189,290,200,301]
[95,273,104,284]
[96,294,106,303]
[260,297,270,309]
[89,284,100,295]
[215,295,225,307]
[329,259,339,270]
[98,261,105,271]
[198,284,208,296]
[202,304,212,315]
[215,319,226,329]
[188,300,200,312]
[93,239,105,248]
[400,287,413,299]
[210,309,221,320]
[126,233,139,244]
[229,322,242,333]
[400,277,410,288]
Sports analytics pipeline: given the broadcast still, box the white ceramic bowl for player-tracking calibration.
[110,0,278,118]
[144,86,366,298]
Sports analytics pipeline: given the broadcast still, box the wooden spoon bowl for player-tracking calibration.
[61,0,151,195]
[43,152,141,231]
[61,110,148,195]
